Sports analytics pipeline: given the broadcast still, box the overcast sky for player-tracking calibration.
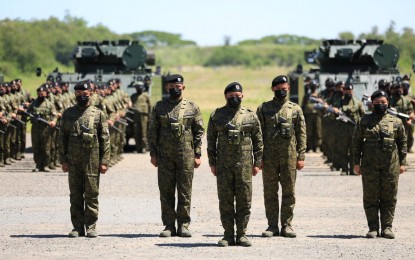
[1,0,414,46]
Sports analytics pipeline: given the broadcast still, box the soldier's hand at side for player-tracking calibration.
[210,166,216,176]
[107,120,114,127]
[354,165,361,175]
[99,164,108,174]
[49,121,56,128]
[252,167,260,176]
[61,162,69,173]
[150,156,158,167]
[296,160,305,170]
[194,157,201,168]
[400,165,406,174]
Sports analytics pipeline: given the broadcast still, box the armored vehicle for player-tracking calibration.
[291,39,401,103]
[37,39,155,95]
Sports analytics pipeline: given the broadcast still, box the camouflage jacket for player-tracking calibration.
[352,112,407,167]
[130,92,151,115]
[27,98,57,124]
[207,105,263,167]
[59,104,110,166]
[337,95,365,123]
[148,97,204,157]
[256,97,306,161]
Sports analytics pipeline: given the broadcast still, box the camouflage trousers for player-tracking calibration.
[4,123,16,161]
[305,113,322,151]
[361,166,399,230]
[336,123,354,173]
[262,155,297,228]
[216,162,252,237]
[133,113,148,152]
[157,149,194,228]
[68,155,100,231]
[406,124,414,152]
[31,124,51,168]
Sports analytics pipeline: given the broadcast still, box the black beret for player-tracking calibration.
[133,81,145,88]
[74,81,92,91]
[343,83,353,90]
[37,84,48,92]
[165,74,184,84]
[224,82,243,94]
[371,90,389,101]
[401,80,410,88]
[3,82,10,88]
[390,82,401,89]
[335,81,344,87]
[271,75,289,87]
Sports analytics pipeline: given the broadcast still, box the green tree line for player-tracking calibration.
[0,16,414,79]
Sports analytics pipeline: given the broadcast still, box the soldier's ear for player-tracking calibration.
[182,85,186,91]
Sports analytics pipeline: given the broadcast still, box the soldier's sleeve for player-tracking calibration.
[352,120,364,165]
[191,103,204,157]
[98,110,111,166]
[50,101,58,123]
[148,103,160,157]
[58,111,69,164]
[251,113,263,167]
[206,111,218,167]
[256,105,265,133]
[294,106,306,161]
[395,119,407,166]
[147,95,152,115]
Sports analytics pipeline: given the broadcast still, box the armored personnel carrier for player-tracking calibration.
[291,39,401,102]
[38,39,155,95]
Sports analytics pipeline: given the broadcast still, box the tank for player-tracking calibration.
[38,39,156,95]
[291,39,402,103]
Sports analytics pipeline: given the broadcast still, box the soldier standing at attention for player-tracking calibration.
[130,81,151,153]
[59,81,110,238]
[148,74,204,238]
[207,82,263,247]
[257,75,306,238]
[28,84,57,172]
[353,90,406,239]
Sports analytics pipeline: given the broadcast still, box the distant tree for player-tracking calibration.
[338,31,355,41]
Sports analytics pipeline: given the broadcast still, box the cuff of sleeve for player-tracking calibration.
[400,159,406,166]
[101,159,110,166]
[297,154,305,161]
[254,160,262,167]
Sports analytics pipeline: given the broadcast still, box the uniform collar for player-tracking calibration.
[169,97,183,104]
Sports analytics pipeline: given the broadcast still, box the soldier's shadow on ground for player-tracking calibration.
[307,235,365,239]
[11,234,67,239]
[203,234,263,238]
[100,234,159,238]
[156,243,217,248]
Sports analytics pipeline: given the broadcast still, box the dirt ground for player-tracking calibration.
[1,137,415,259]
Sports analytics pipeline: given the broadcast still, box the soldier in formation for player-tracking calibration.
[59,80,110,238]
[148,74,204,238]
[353,90,406,239]
[207,82,263,247]
[130,81,151,153]
[257,75,306,238]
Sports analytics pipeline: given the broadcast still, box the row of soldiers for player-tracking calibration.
[301,75,414,175]
[0,77,151,172]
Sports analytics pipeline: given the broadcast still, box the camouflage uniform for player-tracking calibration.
[148,97,204,230]
[256,96,306,231]
[352,112,406,233]
[207,105,263,240]
[130,90,151,152]
[333,95,365,174]
[59,104,110,232]
[28,97,57,170]
[301,92,322,152]
[390,94,414,153]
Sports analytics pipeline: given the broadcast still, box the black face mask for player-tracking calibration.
[136,87,143,95]
[309,87,316,92]
[274,89,288,99]
[344,93,352,100]
[76,95,90,106]
[394,92,401,98]
[373,103,388,114]
[169,88,182,99]
[0,90,4,96]
[227,97,241,108]
[38,96,45,101]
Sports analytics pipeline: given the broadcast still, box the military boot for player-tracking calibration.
[86,228,98,238]
[4,158,12,165]
[236,235,252,247]
[54,161,61,167]
[40,167,51,172]
[20,154,25,159]
[177,226,192,237]
[48,163,56,170]
[218,236,235,247]
[0,160,4,167]
[381,227,395,239]
[262,225,279,237]
[159,225,176,237]
[69,228,85,238]
[366,229,379,238]
[281,226,296,238]
[15,153,22,160]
